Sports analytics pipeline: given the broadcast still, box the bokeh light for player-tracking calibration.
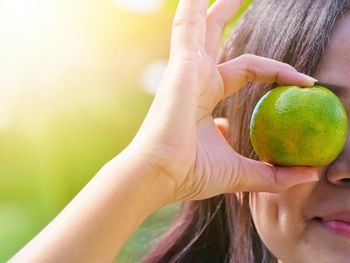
[0,0,177,261]
[0,0,252,261]
[141,60,168,95]
[115,0,164,14]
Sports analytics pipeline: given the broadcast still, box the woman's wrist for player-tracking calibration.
[105,145,178,211]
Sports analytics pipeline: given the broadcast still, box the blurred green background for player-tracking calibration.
[0,0,251,262]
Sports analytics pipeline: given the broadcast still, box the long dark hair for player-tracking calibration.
[142,1,350,262]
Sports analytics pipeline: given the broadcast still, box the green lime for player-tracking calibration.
[249,85,348,166]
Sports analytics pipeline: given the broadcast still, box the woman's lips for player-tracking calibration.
[313,213,350,237]
[321,211,350,223]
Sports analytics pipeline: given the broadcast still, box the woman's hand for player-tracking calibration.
[125,0,319,202]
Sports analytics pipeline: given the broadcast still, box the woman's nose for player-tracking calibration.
[326,147,350,186]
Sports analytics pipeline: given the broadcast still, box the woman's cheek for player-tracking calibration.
[250,192,282,252]
[249,183,316,260]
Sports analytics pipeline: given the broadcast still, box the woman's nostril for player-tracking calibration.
[340,178,350,184]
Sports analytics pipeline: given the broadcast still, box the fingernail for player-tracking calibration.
[299,73,318,86]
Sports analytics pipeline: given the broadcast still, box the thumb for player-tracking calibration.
[228,155,319,193]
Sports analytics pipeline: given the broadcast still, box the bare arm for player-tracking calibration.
[9,147,174,263]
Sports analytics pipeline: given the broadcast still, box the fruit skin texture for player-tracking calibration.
[249,85,348,167]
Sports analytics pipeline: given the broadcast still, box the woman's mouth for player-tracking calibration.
[312,216,350,237]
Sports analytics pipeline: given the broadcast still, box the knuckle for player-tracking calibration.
[207,15,222,29]
[236,55,257,82]
[239,53,258,61]
[236,54,258,74]
[270,166,287,193]
[245,65,257,82]
[172,18,197,29]
[169,51,199,67]
[231,155,245,191]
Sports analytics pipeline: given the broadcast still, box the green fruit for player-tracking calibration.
[249,85,348,166]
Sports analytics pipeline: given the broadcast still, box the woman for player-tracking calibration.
[9,0,349,262]
[142,1,350,262]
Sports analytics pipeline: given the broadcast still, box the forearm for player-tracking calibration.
[9,147,174,263]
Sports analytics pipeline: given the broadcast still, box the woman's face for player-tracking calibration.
[249,11,350,263]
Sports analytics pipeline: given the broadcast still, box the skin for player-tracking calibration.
[248,11,350,263]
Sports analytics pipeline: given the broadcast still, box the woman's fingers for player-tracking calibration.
[206,0,244,60]
[212,118,319,193]
[170,0,209,60]
[218,54,317,99]
[228,155,319,193]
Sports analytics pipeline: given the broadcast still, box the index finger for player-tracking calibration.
[170,0,209,60]
[218,54,317,99]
